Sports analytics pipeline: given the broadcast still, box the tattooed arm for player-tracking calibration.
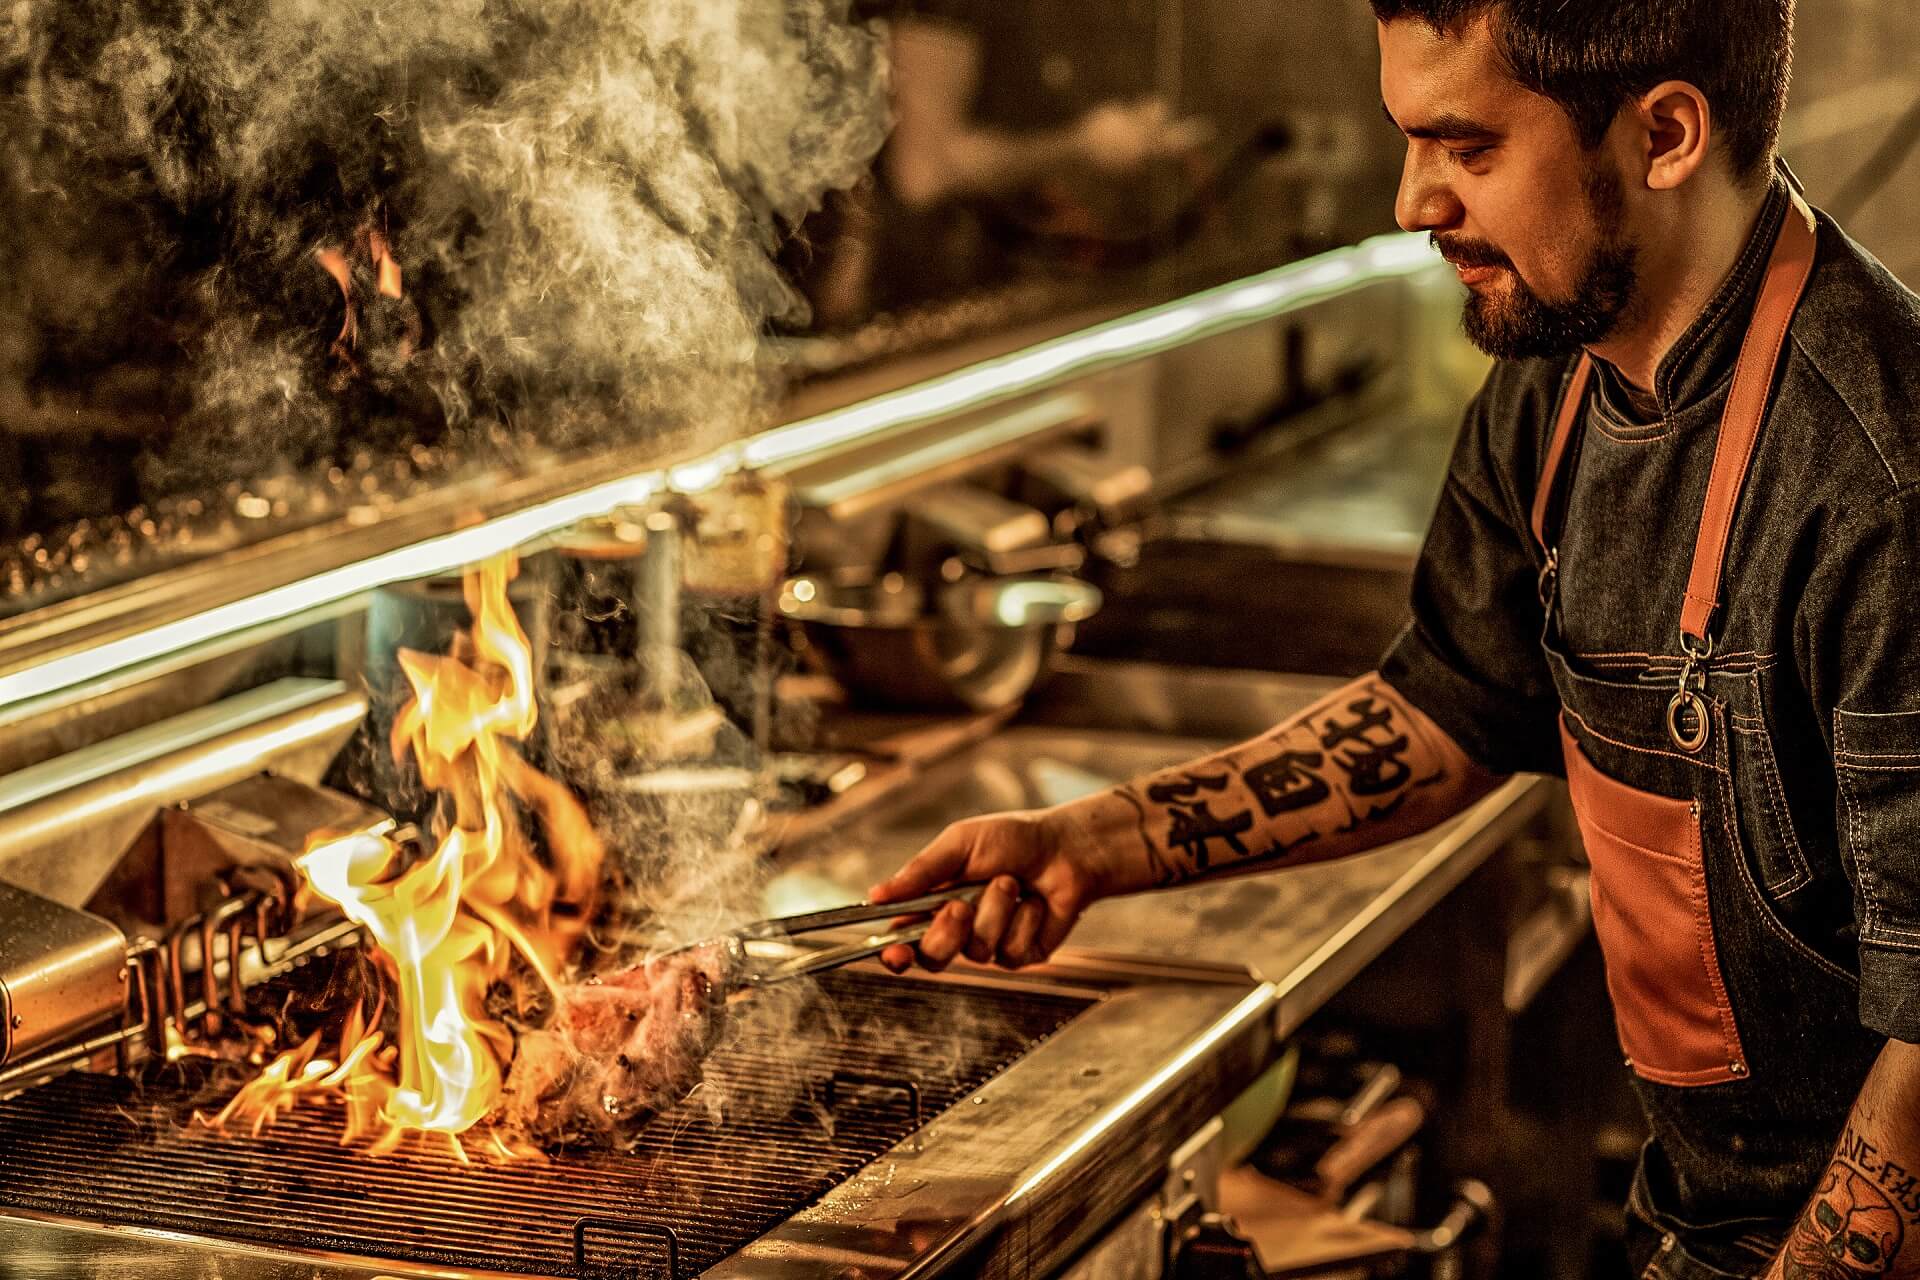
[1765,1041,1920,1279]
[872,671,1501,971]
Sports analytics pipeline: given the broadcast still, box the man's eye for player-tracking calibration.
[1449,146,1492,166]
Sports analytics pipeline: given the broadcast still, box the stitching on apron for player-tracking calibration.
[1723,732,1860,987]
[1732,672,1811,895]
[1834,714,1880,936]
[1564,704,1728,773]
[1591,420,1675,446]
[1634,1061,1747,1087]
[1588,651,1775,673]
[1694,736,1746,1072]
[1581,825,1697,870]
[1754,744,1811,895]
[1736,727,1812,895]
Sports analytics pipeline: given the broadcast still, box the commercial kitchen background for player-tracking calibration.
[0,3,1917,1280]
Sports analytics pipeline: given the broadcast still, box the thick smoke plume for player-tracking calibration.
[0,0,887,502]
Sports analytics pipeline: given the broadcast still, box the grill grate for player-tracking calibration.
[0,969,1089,1277]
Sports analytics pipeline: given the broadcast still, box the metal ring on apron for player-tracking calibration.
[1668,633,1714,754]
[1666,688,1711,753]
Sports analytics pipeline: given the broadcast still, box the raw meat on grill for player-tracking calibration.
[502,942,734,1144]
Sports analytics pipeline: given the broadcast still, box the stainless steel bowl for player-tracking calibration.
[779,571,1102,712]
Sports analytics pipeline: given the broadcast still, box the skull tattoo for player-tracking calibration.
[1783,1167,1903,1277]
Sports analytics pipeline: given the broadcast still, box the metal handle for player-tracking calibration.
[745,921,934,987]
[1409,1179,1495,1256]
[742,881,986,940]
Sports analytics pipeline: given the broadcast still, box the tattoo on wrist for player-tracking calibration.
[1779,1125,1918,1278]
[1132,681,1448,883]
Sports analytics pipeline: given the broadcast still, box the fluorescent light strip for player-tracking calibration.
[0,468,666,709]
[747,231,1432,473]
[0,232,1439,714]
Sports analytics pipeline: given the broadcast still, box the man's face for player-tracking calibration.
[1379,15,1640,360]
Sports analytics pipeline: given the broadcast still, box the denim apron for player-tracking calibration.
[1531,191,1885,1278]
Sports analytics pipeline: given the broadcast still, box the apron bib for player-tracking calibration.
[1530,192,1884,1277]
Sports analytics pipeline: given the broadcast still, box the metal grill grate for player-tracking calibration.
[0,970,1089,1277]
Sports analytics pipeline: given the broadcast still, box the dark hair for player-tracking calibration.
[1370,0,1793,182]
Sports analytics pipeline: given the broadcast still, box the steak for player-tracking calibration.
[502,942,734,1144]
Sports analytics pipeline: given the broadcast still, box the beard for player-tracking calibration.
[1436,164,1640,361]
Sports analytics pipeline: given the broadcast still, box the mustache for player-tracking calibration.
[1431,233,1512,271]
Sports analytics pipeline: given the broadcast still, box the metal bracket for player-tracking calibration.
[573,1216,680,1280]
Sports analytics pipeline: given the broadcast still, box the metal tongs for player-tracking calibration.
[703,882,987,989]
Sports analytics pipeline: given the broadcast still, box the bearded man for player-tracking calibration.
[873,3,1920,1275]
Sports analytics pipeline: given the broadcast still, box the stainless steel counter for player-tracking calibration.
[775,666,1554,1040]
[1164,407,1461,565]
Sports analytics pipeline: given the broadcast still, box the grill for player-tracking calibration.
[0,969,1090,1278]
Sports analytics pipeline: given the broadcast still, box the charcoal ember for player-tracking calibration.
[502,942,734,1144]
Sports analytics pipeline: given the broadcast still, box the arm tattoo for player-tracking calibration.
[1131,679,1447,883]
[1778,1124,1919,1278]
[1117,785,1181,887]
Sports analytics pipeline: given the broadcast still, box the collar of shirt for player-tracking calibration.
[1589,172,1792,425]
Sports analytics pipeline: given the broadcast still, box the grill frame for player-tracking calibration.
[0,955,1272,1280]
[0,968,1092,1279]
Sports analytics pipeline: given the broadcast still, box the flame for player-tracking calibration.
[316,221,415,379]
[219,553,604,1152]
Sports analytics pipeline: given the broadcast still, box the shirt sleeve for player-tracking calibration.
[1810,488,1920,1042]
[1378,365,1564,777]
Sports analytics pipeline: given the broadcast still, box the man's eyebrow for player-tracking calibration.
[1381,102,1499,141]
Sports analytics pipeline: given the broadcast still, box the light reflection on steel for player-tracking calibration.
[0,232,1435,715]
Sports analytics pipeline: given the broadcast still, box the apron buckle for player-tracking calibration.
[1668,633,1714,754]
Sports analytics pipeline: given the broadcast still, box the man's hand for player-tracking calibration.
[868,807,1119,972]
[867,672,1499,975]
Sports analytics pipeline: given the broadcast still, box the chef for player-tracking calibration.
[872,2,1920,1275]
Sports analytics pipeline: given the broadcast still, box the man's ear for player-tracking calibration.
[1636,80,1713,191]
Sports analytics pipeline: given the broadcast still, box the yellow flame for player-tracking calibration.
[219,553,604,1150]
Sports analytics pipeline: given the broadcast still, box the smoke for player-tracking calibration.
[0,0,887,503]
[515,636,831,1144]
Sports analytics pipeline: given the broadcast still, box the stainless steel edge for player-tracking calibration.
[703,973,1276,1279]
[0,1209,547,1280]
[0,431,707,685]
[0,678,369,909]
[1262,778,1549,1036]
[783,390,1097,520]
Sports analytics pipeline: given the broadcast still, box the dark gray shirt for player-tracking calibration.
[1382,178,1920,1043]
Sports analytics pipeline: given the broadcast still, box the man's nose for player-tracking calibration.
[1394,148,1463,234]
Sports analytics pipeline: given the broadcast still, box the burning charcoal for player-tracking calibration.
[501,943,736,1145]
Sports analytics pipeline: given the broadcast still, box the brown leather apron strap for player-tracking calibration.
[1678,190,1819,647]
[1529,354,1594,552]
[1527,189,1818,752]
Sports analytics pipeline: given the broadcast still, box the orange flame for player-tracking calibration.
[220,553,604,1151]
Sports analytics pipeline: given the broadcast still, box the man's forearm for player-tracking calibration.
[1055,672,1501,894]
[1767,1039,1920,1278]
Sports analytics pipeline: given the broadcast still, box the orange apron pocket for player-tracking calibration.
[1559,717,1748,1087]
